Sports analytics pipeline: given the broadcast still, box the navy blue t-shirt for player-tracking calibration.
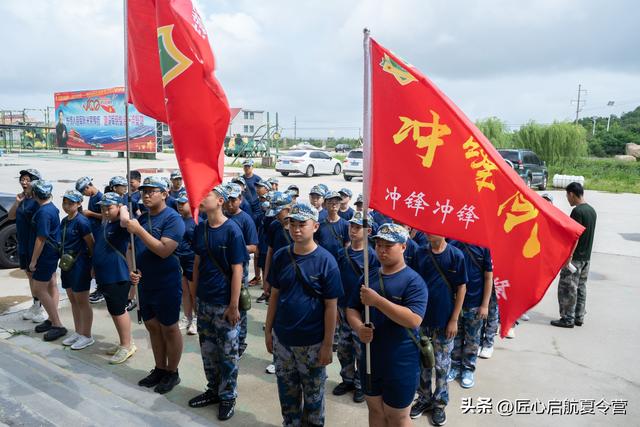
[16,197,39,257]
[318,208,328,222]
[337,246,379,307]
[87,191,103,232]
[229,210,258,262]
[450,241,492,308]
[169,187,185,199]
[267,220,291,254]
[192,219,246,304]
[240,198,252,219]
[258,215,274,253]
[176,216,196,273]
[242,173,262,203]
[314,217,350,258]
[413,231,429,248]
[371,210,391,226]
[268,244,343,346]
[60,214,92,256]
[166,195,178,211]
[93,220,130,284]
[414,244,467,328]
[338,207,354,221]
[348,267,427,379]
[403,238,420,271]
[31,203,60,265]
[135,207,184,290]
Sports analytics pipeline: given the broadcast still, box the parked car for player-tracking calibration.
[343,149,363,181]
[497,149,548,190]
[335,144,350,153]
[276,150,342,177]
[0,192,19,269]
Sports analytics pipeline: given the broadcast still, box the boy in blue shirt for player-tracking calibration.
[338,188,354,221]
[175,191,198,336]
[128,170,143,217]
[187,185,246,421]
[314,191,350,259]
[29,180,66,342]
[308,185,327,222]
[265,203,343,427]
[241,159,262,205]
[410,234,467,426]
[76,176,105,305]
[169,170,185,199]
[447,242,493,389]
[7,169,46,323]
[334,211,379,403]
[93,192,137,364]
[224,182,259,357]
[347,223,428,426]
[59,190,95,350]
[127,176,185,395]
[260,192,293,306]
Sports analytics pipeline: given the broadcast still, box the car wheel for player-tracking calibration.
[280,172,289,177]
[333,164,342,175]
[305,165,314,177]
[0,224,19,269]
[526,175,532,188]
[344,175,353,182]
[538,175,548,191]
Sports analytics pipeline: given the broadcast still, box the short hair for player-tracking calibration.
[129,170,142,181]
[565,182,584,197]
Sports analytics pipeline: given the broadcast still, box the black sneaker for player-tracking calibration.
[575,319,583,327]
[256,293,269,303]
[34,319,52,333]
[154,370,180,394]
[89,291,105,304]
[410,398,433,419]
[43,326,67,341]
[332,382,356,396]
[138,368,168,388]
[218,399,236,421]
[353,388,365,403]
[189,389,220,408]
[432,407,447,426]
[126,299,137,312]
[550,319,574,328]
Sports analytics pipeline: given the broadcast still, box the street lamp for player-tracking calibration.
[606,101,615,132]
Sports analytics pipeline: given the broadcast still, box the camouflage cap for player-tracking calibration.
[349,211,374,226]
[109,176,128,187]
[231,176,247,187]
[339,188,353,198]
[309,184,325,197]
[62,189,83,203]
[176,191,188,204]
[373,223,409,244]
[75,176,93,192]
[170,170,182,180]
[97,192,124,206]
[267,177,279,185]
[287,202,319,222]
[31,180,53,199]
[255,180,273,191]
[19,169,42,181]
[242,159,254,167]
[324,190,343,201]
[266,191,293,217]
[139,175,169,191]
[225,183,243,199]
[354,193,364,205]
[213,184,229,202]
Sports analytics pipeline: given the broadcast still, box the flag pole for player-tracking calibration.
[362,27,373,393]
[124,0,141,324]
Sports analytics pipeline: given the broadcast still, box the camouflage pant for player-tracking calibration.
[197,300,240,400]
[273,333,327,427]
[558,260,590,323]
[480,290,499,348]
[452,307,483,372]
[336,307,361,388]
[239,262,249,352]
[417,327,454,408]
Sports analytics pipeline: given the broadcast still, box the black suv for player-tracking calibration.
[0,193,19,268]
[497,149,548,190]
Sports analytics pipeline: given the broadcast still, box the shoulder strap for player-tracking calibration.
[427,248,456,298]
[103,224,127,262]
[345,248,363,277]
[281,223,291,244]
[377,270,422,347]
[203,220,231,284]
[326,220,344,246]
[287,246,322,299]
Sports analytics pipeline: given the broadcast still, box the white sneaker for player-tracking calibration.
[22,302,37,320]
[477,346,482,356]
[506,328,515,339]
[187,320,197,335]
[71,335,95,350]
[178,316,189,330]
[31,306,48,323]
[62,332,81,346]
[265,364,276,374]
[520,312,530,321]
[479,346,494,359]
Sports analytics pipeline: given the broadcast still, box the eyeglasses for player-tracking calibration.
[142,188,162,196]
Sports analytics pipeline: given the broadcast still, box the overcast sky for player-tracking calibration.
[1,0,639,138]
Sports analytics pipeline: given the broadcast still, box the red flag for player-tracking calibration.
[127,0,230,219]
[365,37,585,336]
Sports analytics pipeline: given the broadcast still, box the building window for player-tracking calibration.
[243,125,249,133]
[249,125,254,133]
[243,111,249,119]
[249,112,255,120]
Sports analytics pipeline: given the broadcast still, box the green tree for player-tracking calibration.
[475,117,512,148]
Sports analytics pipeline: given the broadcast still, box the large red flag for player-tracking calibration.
[365,37,585,336]
[127,0,230,219]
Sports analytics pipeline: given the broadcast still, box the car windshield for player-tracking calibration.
[348,151,363,159]
[284,151,306,157]
[498,150,519,162]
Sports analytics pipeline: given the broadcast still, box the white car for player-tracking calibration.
[276,150,342,177]
[343,149,363,181]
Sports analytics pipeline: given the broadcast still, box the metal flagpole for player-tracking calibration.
[124,0,141,324]
[362,27,373,392]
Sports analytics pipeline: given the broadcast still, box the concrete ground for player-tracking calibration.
[0,150,639,426]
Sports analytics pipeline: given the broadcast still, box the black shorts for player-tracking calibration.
[98,281,131,316]
[19,253,29,270]
[139,285,182,326]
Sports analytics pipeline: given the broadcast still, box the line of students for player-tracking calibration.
[10,164,507,426]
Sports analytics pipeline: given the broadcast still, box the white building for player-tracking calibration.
[228,108,265,137]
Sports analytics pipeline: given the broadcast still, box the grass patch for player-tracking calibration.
[549,157,640,193]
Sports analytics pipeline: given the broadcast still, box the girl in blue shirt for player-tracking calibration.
[176,193,197,336]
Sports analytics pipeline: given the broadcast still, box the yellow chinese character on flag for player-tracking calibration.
[497,191,541,258]
[393,110,451,168]
[463,136,497,192]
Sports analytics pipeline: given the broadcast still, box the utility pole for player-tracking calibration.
[293,116,297,143]
[606,100,615,132]
[571,84,587,123]
[592,118,596,136]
